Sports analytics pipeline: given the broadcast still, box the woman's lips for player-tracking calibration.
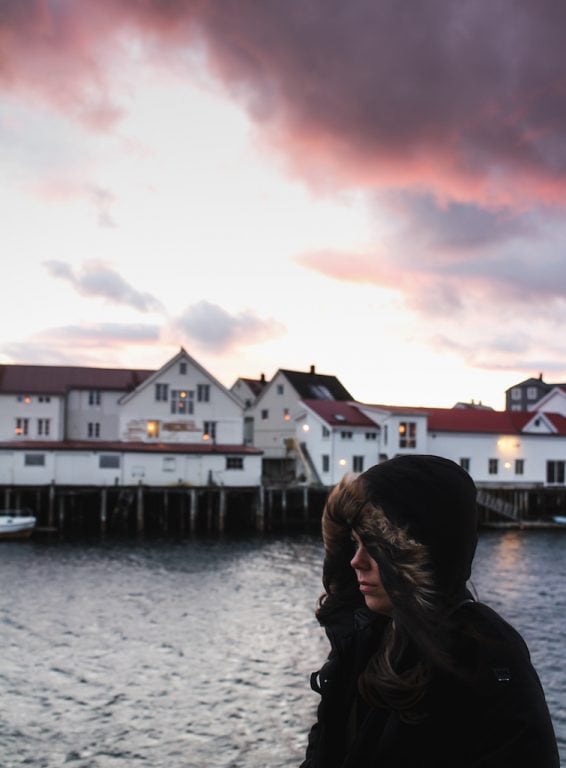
[358,582,378,593]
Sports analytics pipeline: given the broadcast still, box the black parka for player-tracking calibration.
[301,601,559,768]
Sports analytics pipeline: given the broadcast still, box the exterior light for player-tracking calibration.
[202,433,210,441]
[302,424,310,432]
[339,459,347,466]
[180,391,187,398]
[284,414,290,421]
[504,462,511,469]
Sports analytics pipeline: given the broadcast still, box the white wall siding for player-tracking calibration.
[0,394,63,442]
[66,390,122,441]
[250,372,299,458]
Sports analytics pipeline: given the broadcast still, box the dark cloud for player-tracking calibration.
[175,300,285,352]
[3,2,566,203]
[44,260,163,312]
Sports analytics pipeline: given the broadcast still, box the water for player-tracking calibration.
[0,530,564,767]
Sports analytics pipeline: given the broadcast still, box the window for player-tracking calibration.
[365,432,377,440]
[99,455,120,469]
[147,420,160,439]
[340,431,353,440]
[515,459,524,475]
[163,457,176,472]
[510,388,521,401]
[171,390,194,415]
[226,456,244,470]
[15,418,29,436]
[283,408,290,421]
[17,394,31,404]
[322,455,330,473]
[155,383,169,401]
[197,384,210,402]
[179,362,187,375]
[88,390,101,406]
[488,458,499,475]
[383,425,388,445]
[547,461,565,484]
[88,422,101,438]
[460,458,470,472]
[37,418,51,437]
[322,426,330,438]
[510,405,521,412]
[203,421,217,440]
[526,386,538,400]
[25,454,45,466]
[399,422,417,448]
[261,409,269,420]
[276,384,284,395]
[353,456,364,473]
[38,395,51,403]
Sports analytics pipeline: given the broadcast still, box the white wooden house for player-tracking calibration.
[0,350,262,488]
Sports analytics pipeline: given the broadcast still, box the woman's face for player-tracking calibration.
[350,529,393,615]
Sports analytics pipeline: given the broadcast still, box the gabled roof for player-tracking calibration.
[0,363,153,395]
[302,399,378,428]
[279,369,353,401]
[119,348,242,407]
[527,385,566,412]
[238,377,267,397]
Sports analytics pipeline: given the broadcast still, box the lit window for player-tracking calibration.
[171,390,194,415]
[399,422,417,449]
[283,408,290,421]
[147,420,160,438]
[203,421,217,440]
[15,418,29,436]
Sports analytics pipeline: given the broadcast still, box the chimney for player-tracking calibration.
[309,364,316,375]
[538,372,543,381]
[260,373,266,383]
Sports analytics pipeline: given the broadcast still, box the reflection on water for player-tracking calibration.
[0,530,564,767]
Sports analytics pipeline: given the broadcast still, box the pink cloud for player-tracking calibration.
[3,2,566,206]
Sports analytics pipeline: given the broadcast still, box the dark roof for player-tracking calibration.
[0,440,262,454]
[239,377,268,397]
[0,364,154,395]
[302,399,377,427]
[280,369,353,400]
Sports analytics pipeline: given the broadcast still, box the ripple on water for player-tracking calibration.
[0,531,564,767]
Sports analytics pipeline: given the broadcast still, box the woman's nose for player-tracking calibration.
[351,547,368,570]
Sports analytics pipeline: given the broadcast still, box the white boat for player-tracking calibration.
[552,515,566,526]
[0,511,36,540]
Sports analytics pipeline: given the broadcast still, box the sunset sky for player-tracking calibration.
[2,0,566,409]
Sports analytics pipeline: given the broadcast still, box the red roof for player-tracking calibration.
[0,364,154,395]
[0,441,261,454]
[302,399,378,428]
[364,404,566,436]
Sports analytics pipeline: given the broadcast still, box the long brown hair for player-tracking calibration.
[318,475,459,721]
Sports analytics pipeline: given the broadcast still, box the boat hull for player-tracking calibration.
[0,515,36,540]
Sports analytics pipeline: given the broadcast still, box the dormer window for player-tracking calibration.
[179,362,187,375]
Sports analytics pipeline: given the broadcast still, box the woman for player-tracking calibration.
[301,455,559,767]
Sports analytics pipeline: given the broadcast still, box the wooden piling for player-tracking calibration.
[100,488,107,534]
[206,490,213,532]
[3,487,11,510]
[189,489,197,533]
[136,482,144,534]
[48,483,55,528]
[218,488,226,533]
[58,494,65,532]
[303,486,309,522]
[256,486,265,532]
[178,491,185,535]
[162,490,169,534]
[281,488,287,525]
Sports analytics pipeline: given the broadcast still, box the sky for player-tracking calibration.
[2,0,566,409]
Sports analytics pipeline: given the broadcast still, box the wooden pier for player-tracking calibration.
[0,483,330,536]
